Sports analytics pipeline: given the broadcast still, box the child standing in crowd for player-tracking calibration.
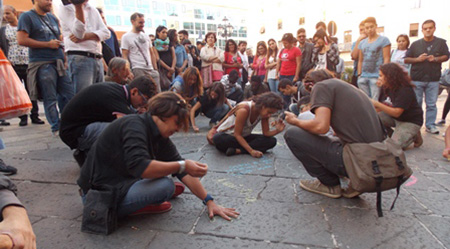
[391,34,410,71]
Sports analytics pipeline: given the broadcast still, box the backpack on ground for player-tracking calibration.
[342,137,412,217]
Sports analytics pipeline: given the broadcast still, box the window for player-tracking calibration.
[123,0,136,12]
[195,22,206,35]
[184,22,194,34]
[278,19,282,30]
[410,23,419,37]
[153,1,165,15]
[344,30,352,43]
[137,0,150,9]
[239,27,247,38]
[146,18,152,28]
[106,15,121,26]
[154,19,167,27]
[194,9,204,19]
[207,24,217,32]
[299,17,305,25]
[166,3,178,16]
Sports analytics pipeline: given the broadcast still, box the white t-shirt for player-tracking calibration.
[315,53,327,70]
[121,31,154,70]
[267,55,277,79]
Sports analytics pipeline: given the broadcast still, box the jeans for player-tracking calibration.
[357,77,379,100]
[284,126,347,186]
[78,122,110,152]
[412,81,439,128]
[204,104,230,123]
[279,75,295,109]
[212,133,277,154]
[267,78,279,93]
[378,112,421,150]
[37,63,74,132]
[117,177,175,217]
[68,54,104,93]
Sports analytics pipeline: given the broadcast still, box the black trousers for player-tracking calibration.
[284,126,347,186]
[13,64,39,118]
[213,132,277,154]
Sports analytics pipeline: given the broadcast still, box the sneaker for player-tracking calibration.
[436,119,446,126]
[130,201,172,216]
[0,120,10,126]
[299,179,342,198]
[342,183,361,198]
[0,159,17,176]
[225,148,236,156]
[172,182,185,198]
[425,126,439,134]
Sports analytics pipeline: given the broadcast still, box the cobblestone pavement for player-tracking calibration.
[1,95,449,249]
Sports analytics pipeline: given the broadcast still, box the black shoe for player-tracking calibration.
[0,159,17,176]
[19,116,28,126]
[31,117,45,125]
[0,120,10,126]
[225,148,236,156]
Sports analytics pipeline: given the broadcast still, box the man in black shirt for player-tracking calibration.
[78,92,239,219]
[405,19,449,134]
[60,76,157,166]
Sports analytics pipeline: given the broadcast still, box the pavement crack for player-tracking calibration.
[414,214,449,249]
[256,177,272,200]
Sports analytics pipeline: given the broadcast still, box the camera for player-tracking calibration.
[62,0,86,5]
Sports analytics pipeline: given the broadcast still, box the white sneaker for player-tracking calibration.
[425,126,439,134]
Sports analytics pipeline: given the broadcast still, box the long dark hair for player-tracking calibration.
[225,39,238,53]
[182,67,203,97]
[266,38,278,62]
[208,82,226,106]
[253,92,283,110]
[167,29,177,46]
[155,26,167,39]
[379,63,414,92]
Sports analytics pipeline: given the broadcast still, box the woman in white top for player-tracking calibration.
[265,39,279,92]
[200,32,224,89]
[390,34,410,71]
[212,92,285,158]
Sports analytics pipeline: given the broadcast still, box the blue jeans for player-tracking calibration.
[267,78,279,93]
[117,177,175,217]
[37,64,74,132]
[78,122,110,152]
[357,77,379,100]
[68,54,104,93]
[413,81,439,128]
[280,75,295,109]
[204,104,230,123]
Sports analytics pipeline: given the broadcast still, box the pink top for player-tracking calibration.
[252,55,267,76]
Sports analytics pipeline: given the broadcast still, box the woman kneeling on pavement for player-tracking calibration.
[212,92,285,158]
[77,92,239,219]
[190,82,232,132]
[371,62,423,149]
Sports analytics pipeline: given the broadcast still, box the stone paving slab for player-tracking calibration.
[33,217,157,249]
[416,215,450,247]
[195,197,334,247]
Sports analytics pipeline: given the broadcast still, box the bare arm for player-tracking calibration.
[170,47,176,69]
[190,101,202,132]
[443,126,450,158]
[293,54,302,82]
[372,100,404,118]
[261,117,284,137]
[382,45,391,64]
[122,49,130,61]
[357,50,363,75]
[150,47,158,69]
[17,31,60,49]
[275,60,281,79]
[351,34,367,61]
[0,205,36,249]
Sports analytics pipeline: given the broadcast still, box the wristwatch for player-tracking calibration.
[177,160,185,174]
[202,194,214,205]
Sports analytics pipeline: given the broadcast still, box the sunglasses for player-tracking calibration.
[138,90,148,105]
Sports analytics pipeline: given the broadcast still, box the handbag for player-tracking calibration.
[440,69,450,87]
[0,50,32,119]
[207,103,250,145]
[342,136,412,217]
[81,184,119,235]
[80,155,119,235]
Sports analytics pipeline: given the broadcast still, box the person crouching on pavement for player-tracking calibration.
[77,92,240,219]
[284,69,385,198]
[212,92,285,158]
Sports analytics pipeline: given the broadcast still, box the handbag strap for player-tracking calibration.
[213,102,251,130]
[134,40,149,66]
[31,10,60,40]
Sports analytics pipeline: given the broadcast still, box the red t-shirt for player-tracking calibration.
[224,52,242,76]
[279,47,302,76]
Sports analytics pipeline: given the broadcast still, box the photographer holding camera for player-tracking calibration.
[58,0,110,93]
[17,0,75,136]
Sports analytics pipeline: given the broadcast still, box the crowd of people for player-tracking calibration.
[0,0,449,245]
